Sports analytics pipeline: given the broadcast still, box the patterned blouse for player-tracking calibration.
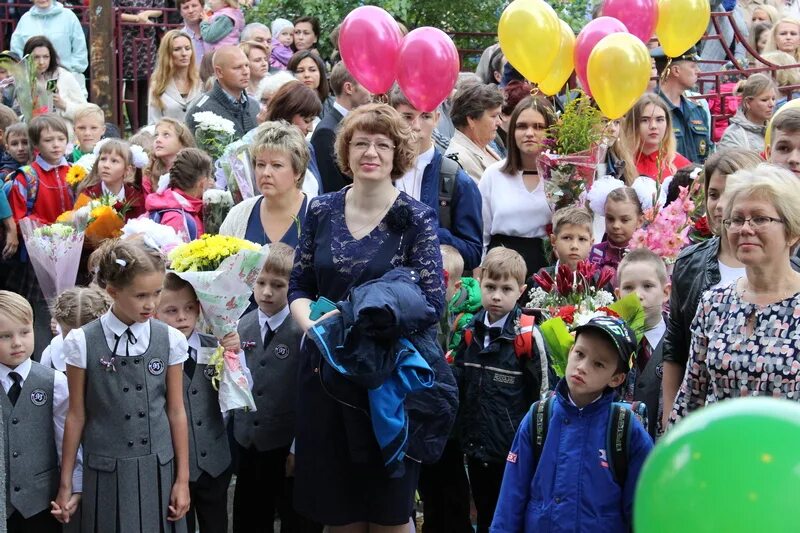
[670,283,800,424]
[288,188,445,318]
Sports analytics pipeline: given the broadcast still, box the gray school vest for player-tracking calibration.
[82,318,174,466]
[234,311,301,451]
[183,333,231,482]
[1,362,58,518]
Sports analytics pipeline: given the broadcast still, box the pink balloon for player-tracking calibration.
[602,0,658,44]
[397,28,460,113]
[574,16,628,96]
[339,6,403,94]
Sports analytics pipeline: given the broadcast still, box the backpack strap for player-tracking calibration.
[10,165,39,214]
[529,392,555,471]
[150,208,198,240]
[513,313,536,360]
[437,155,460,231]
[606,403,633,487]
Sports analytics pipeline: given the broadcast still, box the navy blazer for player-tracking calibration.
[419,150,483,271]
[310,106,350,193]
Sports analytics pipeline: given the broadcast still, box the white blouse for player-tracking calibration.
[63,311,188,369]
[478,160,551,252]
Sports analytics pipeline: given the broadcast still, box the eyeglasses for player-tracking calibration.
[722,216,784,232]
[350,139,395,154]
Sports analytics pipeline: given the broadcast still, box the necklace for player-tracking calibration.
[347,193,396,237]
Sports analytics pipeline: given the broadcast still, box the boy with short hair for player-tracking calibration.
[1,123,30,182]
[0,290,81,532]
[68,103,106,162]
[155,273,244,533]
[616,248,670,438]
[453,247,549,533]
[767,107,800,177]
[8,114,72,224]
[233,242,302,532]
[491,315,653,533]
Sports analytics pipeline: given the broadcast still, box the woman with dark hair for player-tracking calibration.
[289,103,448,530]
[479,96,556,278]
[288,50,331,112]
[445,83,504,183]
[264,80,323,195]
[23,35,87,137]
[292,15,320,52]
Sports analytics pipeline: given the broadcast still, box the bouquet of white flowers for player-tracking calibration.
[203,188,234,235]
[19,219,84,302]
[120,217,184,257]
[214,138,256,204]
[194,111,236,160]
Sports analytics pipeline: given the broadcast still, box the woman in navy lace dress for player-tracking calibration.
[289,103,444,529]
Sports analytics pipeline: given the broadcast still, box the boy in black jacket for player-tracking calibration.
[453,247,550,533]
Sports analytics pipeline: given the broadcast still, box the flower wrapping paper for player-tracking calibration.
[171,244,269,412]
[19,218,85,302]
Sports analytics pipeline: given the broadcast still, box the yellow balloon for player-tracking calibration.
[587,33,651,120]
[656,0,711,57]
[539,20,576,96]
[765,98,800,148]
[498,0,561,84]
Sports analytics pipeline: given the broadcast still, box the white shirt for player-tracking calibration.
[257,306,290,343]
[333,100,349,118]
[40,334,66,372]
[710,261,746,290]
[482,312,510,349]
[0,359,82,492]
[63,311,189,369]
[478,160,551,254]
[396,147,435,201]
[101,181,126,202]
[644,318,666,350]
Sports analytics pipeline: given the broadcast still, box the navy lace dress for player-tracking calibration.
[288,188,444,526]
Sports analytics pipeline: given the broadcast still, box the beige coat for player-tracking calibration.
[445,129,501,184]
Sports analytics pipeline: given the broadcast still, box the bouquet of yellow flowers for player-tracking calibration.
[56,193,129,244]
[64,154,96,189]
[169,235,268,412]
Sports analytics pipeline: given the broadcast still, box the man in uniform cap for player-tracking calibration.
[651,46,713,165]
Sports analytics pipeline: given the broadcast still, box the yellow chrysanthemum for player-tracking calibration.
[65,165,86,187]
[56,210,74,223]
[169,234,260,272]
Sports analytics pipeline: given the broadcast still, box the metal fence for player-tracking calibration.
[0,5,797,134]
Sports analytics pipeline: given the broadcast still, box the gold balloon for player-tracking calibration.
[587,33,651,120]
[498,0,561,84]
[765,98,800,152]
[539,20,576,96]
[656,0,711,57]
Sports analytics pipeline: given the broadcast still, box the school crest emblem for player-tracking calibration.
[30,389,48,406]
[203,366,217,380]
[148,358,165,375]
[274,344,290,359]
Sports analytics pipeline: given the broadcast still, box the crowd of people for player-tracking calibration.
[0,0,799,532]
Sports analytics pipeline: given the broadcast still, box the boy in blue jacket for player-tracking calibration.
[491,316,653,533]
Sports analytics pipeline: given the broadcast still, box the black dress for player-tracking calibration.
[288,188,444,526]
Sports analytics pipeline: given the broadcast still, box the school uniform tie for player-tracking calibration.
[485,326,502,348]
[184,347,197,379]
[638,338,652,373]
[112,328,138,357]
[7,371,21,406]
[263,323,274,348]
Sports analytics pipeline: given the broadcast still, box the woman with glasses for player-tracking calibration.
[660,149,762,430]
[288,103,446,531]
[478,96,556,279]
[669,163,800,425]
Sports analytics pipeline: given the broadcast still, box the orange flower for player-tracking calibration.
[73,193,91,210]
[56,210,74,224]
[86,205,123,242]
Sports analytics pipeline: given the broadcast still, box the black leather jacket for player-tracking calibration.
[664,237,800,366]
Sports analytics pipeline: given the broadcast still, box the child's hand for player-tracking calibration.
[167,481,190,521]
[53,93,66,111]
[285,452,295,477]
[51,487,78,523]
[220,332,240,352]
[2,226,17,259]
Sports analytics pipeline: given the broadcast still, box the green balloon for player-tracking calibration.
[635,398,800,533]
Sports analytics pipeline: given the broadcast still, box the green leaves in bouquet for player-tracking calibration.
[548,90,603,156]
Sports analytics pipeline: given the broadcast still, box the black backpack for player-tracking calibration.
[529,392,648,486]
[437,154,461,230]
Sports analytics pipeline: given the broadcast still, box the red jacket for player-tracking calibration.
[144,187,204,239]
[635,150,692,182]
[9,157,73,223]
[82,183,146,220]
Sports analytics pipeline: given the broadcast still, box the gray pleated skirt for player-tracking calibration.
[82,452,188,533]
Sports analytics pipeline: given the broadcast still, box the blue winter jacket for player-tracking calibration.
[491,379,653,533]
[11,2,88,76]
[419,150,483,271]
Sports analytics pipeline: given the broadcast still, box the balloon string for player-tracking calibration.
[659,58,673,86]
[529,84,540,97]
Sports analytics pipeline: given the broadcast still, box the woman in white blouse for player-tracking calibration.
[479,96,556,278]
[445,83,503,183]
[148,30,202,125]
